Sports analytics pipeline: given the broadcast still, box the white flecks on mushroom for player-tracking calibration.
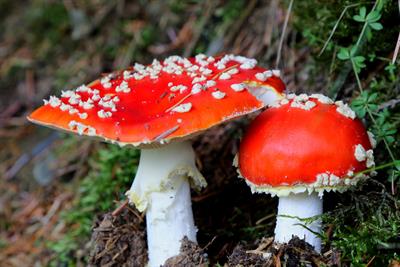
[103,94,112,101]
[68,108,79,115]
[168,82,173,87]
[212,91,226,99]
[48,96,61,108]
[171,103,192,113]
[232,153,239,168]
[195,54,209,66]
[255,72,267,81]
[78,112,88,119]
[272,70,281,77]
[315,173,329,186]
[91,89,100,95]
[68,120,96,136]
[68,94,81,105]
[123,70,134,80]
[100,77,112,88]
[186,65,199,73]
[219,72,231,80]
[207,56,215,62]
[133,63,145,71]
[335,101,356,119]
[170,85,188,93]
[230,83,246,92]
[60,103,71,111]
[61,90,76,98]
[199,67,212,75]
[205,80,216,88]
[365,150,375,168]
[227,68,239,75]
[329,174,341,186]
[255,70,273,82]
[367,131,377,148]
[191,83,202,94]
[239,58,257,70]
[177,118,183,123]
[91,94,101,101]
[115,81,131,93]
[98,109,112,118]
[309,94,334,104]
[99,99,117,111]
[76,85,91,92]
[295,94,309,102]
[134,73,145,80]
[87,127,97,136]
[81,100,94,110]
[290,100,316,111]
[354,144,367,162]
[354,144,375,168]
[192,76,206,84]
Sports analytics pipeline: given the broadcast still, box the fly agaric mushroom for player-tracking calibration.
[236,93,376,252]
[28,54,285,266]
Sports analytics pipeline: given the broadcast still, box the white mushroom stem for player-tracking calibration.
[274,192,323,252]
[126,141,206,267]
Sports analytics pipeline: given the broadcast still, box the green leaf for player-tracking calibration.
[353,15,365,22]
[366,10,381,22]
[359,6,367,19]
[337,47,350,60]
[369,22,383,31]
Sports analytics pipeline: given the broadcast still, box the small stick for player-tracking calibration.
[153,125,180,141]
[112,199,128,217]
[276,0,294,68]
[392,31,400,64]
[165,93,193,113]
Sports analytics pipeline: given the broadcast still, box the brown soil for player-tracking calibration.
[88,208,147,267]
[228,237,331,267]
[162,236,208,267]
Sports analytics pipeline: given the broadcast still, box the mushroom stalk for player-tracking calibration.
[274,192,322,252]
[127,141,206,267]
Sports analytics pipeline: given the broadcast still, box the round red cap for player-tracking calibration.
[28,54,285,147]
[237,94,375,196]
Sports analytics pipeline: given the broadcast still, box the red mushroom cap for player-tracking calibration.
[237,94,375,196]
[28,54,285,147]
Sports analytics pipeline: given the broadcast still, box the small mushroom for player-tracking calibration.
[28,54,285,266]
[236,94,375,252]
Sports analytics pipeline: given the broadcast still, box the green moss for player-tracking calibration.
[323,183,400,266]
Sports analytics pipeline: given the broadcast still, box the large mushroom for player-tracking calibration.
[236,93,375,252]
[28,54,285,266]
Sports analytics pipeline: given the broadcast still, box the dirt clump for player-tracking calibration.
[162,236,208,267]
[228,236,330,267]
[88,207,147,267]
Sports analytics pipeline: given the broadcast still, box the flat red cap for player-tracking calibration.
[28,54,285,147]
[237,94,375,196]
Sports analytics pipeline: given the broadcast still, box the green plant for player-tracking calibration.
[291,0,400,264]
[48,144,139,266]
